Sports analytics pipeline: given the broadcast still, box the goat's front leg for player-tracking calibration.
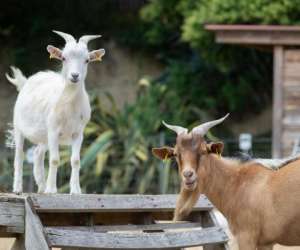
[45,131,60,194]
[174,188,201,221]
[236,232,257,250]
[70,132,83,194]
[13,129,24,193]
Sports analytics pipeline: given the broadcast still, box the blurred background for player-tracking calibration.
[1,0,296,194]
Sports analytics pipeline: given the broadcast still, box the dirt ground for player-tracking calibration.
[187,246,300,250]
[0,239,61,250]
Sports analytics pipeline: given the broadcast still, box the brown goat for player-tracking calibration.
[153,115,300,250]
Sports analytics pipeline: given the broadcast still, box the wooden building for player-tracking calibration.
[206,24,300,158]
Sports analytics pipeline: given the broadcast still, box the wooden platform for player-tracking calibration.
[0,194,229,250]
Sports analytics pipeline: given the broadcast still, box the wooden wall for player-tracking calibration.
[282,49,300,156]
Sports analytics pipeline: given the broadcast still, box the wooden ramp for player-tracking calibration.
[0,194,229,250]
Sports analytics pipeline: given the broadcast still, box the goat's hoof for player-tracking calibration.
[37,184,46,193]
[13,191,22,195]
[45,187,57,194]
[70,187,82,195]
[70,190,82,195]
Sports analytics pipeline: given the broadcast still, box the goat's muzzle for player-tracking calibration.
[182,171,197,190]
[70,73,80,83]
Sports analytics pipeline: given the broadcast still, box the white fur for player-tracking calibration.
[6,31,105,194]
[253,154,300,170]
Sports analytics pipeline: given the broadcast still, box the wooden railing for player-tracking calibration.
[0,194,229,250]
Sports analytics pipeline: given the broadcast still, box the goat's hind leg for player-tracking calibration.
[33,144,47,193]
[13,129,24,193]
[236,233,257,250]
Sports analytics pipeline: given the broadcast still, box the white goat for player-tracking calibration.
[6,31,105,194]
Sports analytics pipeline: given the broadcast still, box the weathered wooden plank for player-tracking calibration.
[31,194,213,212]
[281,130,300,155]
[24,198,50,250]
[284,65,300,78]
[0,196,24,235]
[46,222,202,233]
[283,116,300,126]
[211,30,300,45]
[46,226,227,249]
[272,46,284,158]
[285,49,300,60]
[283,78,300,86]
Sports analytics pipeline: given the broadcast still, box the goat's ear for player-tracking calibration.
[152,147,174,160]
[89,49,105,62]
[47,45,62,60]
[207,142,224,155]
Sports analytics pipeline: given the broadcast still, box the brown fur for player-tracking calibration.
[152,133,300,250]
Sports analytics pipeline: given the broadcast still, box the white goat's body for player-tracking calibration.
[7,30,105,194]
[10,69,91,194]
[14,71,90,145]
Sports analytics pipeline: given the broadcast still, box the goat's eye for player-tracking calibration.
[62,57,66,61]
[85,59,89,64]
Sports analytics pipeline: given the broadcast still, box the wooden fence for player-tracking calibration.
[0,194,229,250]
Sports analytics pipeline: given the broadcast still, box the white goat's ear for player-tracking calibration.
[89,49,105,62]
[47,45,63,60]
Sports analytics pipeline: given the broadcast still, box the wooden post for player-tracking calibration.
[272,46,284,158]
[24,198,50,250]
[201,211,229,250]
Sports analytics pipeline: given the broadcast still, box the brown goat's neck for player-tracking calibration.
[200,155,239,217]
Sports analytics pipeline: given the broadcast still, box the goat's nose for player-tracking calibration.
[71,73,79,80]
[183,170,193,178]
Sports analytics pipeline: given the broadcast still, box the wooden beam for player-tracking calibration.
[205,25,300,46]
[0,196,24,235]
[24,198,50,250]
[31,194,213,212]
[213,30,300,46]
[46,227,227,249]
[272,46,284,157]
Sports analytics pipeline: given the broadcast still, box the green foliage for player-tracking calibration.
[0,0,144,73]
[138,0,300,117]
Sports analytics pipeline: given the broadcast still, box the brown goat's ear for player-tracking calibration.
[207,142,224,155]
[152,147,174,160]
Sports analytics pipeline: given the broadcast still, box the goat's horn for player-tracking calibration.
[79,35,102,45]
[53,30,76,43]
[162,121,188,135]
[192,113,229,136]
